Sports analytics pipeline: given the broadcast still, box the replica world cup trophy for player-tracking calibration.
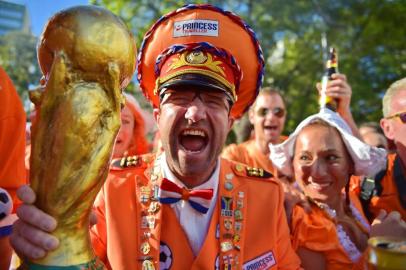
[21,6,136,269]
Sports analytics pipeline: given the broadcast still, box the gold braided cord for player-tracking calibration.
[154,68,237,102]
[169,52,226,77]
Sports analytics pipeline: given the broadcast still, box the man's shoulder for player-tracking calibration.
[379,152,405,192]
[221,140,254,161]
[378,152,398,183]
[220,158,279,187]
[225,139,254,149]
[103,154,157,193]
[110,153,156,171]
[386,153,398,170]
[107,153,156,185]
[222,142,245,154]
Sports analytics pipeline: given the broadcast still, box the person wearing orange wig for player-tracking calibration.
[0,67,27,212]
[112,93,149,159]
[0,66,27,270]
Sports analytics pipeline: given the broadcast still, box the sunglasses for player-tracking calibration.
[256,107,285,118]
[386,110,406,123]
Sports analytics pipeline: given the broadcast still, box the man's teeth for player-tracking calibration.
[182,129,205,137]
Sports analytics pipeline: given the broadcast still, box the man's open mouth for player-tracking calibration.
[264,125,278,131]
[179,128,208,152]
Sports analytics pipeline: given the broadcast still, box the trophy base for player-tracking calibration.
[18,257,106,270]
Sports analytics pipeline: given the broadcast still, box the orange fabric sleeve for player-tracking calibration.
[291,206,338,252]
[221,143,245,162]
[0,67,27,212]
[275,183,303,270]
[370,153,406,220]
[349,175,362,195]
[291,198,368,270]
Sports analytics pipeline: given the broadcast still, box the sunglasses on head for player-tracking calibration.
[256,107,285,118]
[386,110,406,123]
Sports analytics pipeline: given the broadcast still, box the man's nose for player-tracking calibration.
[265,110,278,121]
[185,98,207,124]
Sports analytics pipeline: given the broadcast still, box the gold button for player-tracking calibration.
[140,242,151,255]
[236,164,244,172]
[142,260,155,270]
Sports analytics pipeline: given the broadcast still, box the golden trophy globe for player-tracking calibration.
[23,5,136,269]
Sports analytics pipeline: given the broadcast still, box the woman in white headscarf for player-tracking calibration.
[270,108,406,270]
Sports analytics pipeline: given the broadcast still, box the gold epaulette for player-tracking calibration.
[111,155,140,169]
[111,154,155,169]
[233,163,273,179]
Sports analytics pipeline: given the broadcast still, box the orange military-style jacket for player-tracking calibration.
[222,137,287,174]
[291,192,370,270]
[91,154,301,270]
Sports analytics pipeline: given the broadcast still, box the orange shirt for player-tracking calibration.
[291,192,369,270]
[0,67,26,212]
[349,175,362,195]
[369,153,406,220]
[91,154,301,269]
[222,137,287,173]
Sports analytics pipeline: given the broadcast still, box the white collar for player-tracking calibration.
[160,153,220,191]
[158,153,220,256]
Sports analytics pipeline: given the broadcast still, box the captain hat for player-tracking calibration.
[137,4,265,119]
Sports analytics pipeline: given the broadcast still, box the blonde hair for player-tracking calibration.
[250,87,285,112]
[382,77,406,117]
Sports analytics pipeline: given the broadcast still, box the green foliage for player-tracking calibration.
[2,0,405,134]
[91,0,406,136]
[0,31,41,112]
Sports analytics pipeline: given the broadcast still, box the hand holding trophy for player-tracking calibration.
[22,6,136,269]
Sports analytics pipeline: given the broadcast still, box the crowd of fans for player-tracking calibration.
[0,4,405,270]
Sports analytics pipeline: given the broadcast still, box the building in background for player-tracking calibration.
[0,0,30,35]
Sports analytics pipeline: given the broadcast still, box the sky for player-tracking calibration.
[10,0,90,36]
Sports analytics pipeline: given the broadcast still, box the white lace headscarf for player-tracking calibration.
[269,108,387,178]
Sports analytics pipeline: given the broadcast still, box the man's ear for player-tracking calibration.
[153,108,161,124]
[228,117,235,131]
[248,109,255,125]
[380,118,394,140]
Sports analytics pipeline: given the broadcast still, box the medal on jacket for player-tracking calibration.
[219,166,247,269]
[136,156,163,270]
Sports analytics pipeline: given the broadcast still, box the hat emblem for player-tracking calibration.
[169,51,226,77]
[186,51,207,64]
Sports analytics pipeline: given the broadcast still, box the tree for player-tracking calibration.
[92,0,405,137]
[0,31,41,113]
[240,0,406,131]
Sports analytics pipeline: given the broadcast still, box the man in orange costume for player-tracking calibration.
[0,67,27,270]
[222,88,287,173]
[364,77,406,220]
[11,5,301,270]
